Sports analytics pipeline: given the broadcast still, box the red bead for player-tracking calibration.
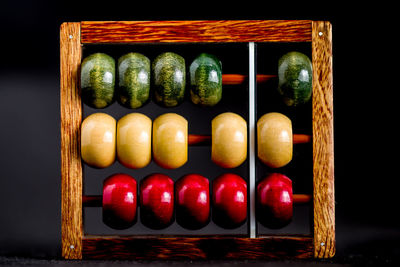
[257,173,293,228]
[212,173,247,228]
[102,173,137,229]
[176,174,210,229]
[140,173,174,229]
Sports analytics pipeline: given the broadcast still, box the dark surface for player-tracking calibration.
[0,1,398,266]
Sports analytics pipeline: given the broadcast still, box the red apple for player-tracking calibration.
[176,174,210,229]
[102,173,137,229]
[140,173,174,229]
[257,173,293,228]
[212,173,247,228]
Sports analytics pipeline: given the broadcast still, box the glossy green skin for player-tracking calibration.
[190,53,222,107]
[81,53,115,108]
[117,53,150,109]
[152,52,186,107]
[278,51,312,107]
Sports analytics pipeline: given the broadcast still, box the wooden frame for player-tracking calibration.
[60,20,334,260]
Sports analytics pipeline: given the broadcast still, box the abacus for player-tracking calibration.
[60,20,334,260]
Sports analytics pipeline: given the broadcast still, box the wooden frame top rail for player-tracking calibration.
[81,20,312,43]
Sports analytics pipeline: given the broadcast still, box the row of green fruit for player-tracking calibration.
[81,52,222,109]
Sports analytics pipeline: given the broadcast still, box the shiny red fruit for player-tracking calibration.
[102,173,137,229]
[257,173,293,228]
[176,174,210,229]
[140,173,174,229]
[212,173,247,228]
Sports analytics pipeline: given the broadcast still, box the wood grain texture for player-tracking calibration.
[82,235,313,260]
[58,20,336,260]
[81,20,312,43]
[311,21,335,258]
[60,22,83,260]
[222,74,277,85]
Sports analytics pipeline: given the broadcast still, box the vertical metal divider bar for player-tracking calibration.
[248,42,256,238]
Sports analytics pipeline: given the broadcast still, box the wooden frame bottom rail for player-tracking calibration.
[82,235,313,260]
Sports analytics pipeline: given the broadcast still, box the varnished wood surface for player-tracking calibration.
[59,20,336,260]
[82,235,313,260]
[293,194,312,204]
[60,22,83,260]
[311,21,335,258]
[293,134,312,144]
[188,134,212,146]
[222,74,277,85]
[81,20,312,43]
[82,195,102,207]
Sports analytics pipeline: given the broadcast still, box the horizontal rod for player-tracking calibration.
[292,194,312,204]
[82,194,312,207]
[222,74,277,85]
[188,134,311,146]
[82,195,102,207]
[293,134,312,144]
[188,134,211,146]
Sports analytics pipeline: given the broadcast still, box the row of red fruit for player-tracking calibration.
[100,172,293,230]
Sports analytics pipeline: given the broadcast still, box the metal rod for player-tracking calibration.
[248,42,257,238]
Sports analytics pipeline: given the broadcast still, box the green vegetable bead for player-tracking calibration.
[277,51,312,107]
[152,52,186,107]
[190,53,222,107]
[117,53,151,109]
[81,53,115,109]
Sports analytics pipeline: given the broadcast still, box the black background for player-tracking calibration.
[0,1,397,265]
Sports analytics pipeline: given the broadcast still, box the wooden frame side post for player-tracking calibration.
[60,22,83,259]
[311,21,335,258]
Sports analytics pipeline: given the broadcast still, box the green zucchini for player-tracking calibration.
[117,53,150,109]
[81,53,115,109]
[189,53,222,107]
[152,52,186,107]
[277,51,312,107]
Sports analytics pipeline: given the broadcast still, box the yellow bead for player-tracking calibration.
[212,112,247,168]
[117,113,152,169]
[81,113,116,168]
[257,112,293,168]
[153,113,188,169]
